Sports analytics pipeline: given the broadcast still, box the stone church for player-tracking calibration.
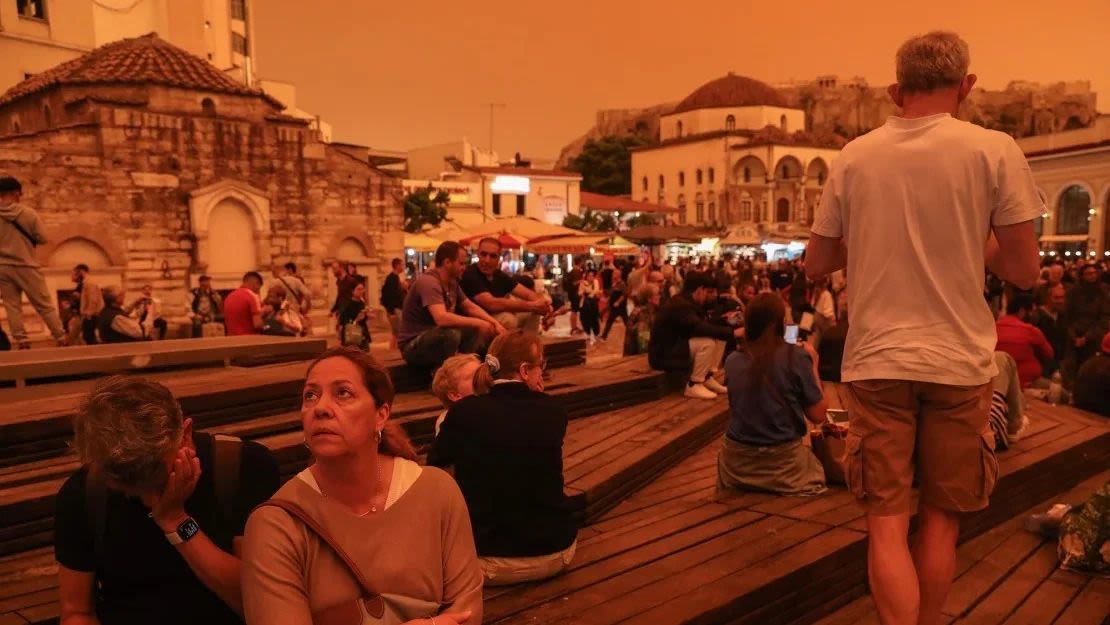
[0,33,402,337]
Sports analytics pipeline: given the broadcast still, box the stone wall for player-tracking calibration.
[0,86,401,338]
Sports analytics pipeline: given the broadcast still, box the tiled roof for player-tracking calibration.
[0,33,281,108]
[673,73,788,114]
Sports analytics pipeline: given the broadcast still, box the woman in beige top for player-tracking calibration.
[241,347,483,625]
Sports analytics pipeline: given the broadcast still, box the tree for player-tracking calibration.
[563,209,617,233]
[403,184,450,233]
[567,135,654,196]
[624,213,659,229]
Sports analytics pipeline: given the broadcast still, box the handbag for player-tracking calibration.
[342,322,367,347]
[810,424,848,485]
[255,499,441,625]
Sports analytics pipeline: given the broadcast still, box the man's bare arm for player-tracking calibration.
[988,220,1039,290]
[805,233,847,280]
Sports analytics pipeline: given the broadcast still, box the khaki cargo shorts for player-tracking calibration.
[844,379,998,516]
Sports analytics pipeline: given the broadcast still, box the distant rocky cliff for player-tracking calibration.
[557,79,1099,168]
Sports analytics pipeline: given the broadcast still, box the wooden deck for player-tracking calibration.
[0,371,1104,625]
[481,397,1110,625]
[814,470,1110,625]
[0,336,329,387]
[0,351,651,558]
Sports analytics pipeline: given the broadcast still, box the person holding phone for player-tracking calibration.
[718,293,828,496]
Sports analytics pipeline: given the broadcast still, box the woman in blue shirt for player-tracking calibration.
[718,293,829,496]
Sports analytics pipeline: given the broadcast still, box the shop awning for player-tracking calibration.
[458,230,527,250]
[719,226,762,247]
[403,231,443,252]
[430,216,580,244]
[579,192,680,214]
[623,224,717,245]
[528,234,639,255]
[1039,234,1089,243]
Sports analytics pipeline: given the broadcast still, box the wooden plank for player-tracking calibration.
[1051,577,1110,625]
[999,569,1084,625]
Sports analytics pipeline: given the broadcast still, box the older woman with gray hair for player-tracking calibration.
[96,284,147,343]
[54,376,280,625]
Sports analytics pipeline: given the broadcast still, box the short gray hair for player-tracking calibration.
[896,31,970,93]
[74,376,184,491]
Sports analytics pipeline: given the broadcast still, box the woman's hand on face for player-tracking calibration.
[148,447,201,532]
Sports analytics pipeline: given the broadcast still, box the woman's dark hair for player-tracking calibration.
[742,293,787,395]
[305,347,417,460]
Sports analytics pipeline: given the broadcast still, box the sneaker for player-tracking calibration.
[703,378,728,394]
[684,383,717,400]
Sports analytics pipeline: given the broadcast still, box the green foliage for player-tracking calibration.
[563,209,617,233]
[567,135,655,196]
[403,184,450,233]
[624,213,659,229]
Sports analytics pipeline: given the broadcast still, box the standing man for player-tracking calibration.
[563,258,584,335]
[328,261,361,321]
[222,272,271,337]
[73,264,104,345]
[461,237,551,334]
[0,176,67,348]
[380,258,408,349]
[397,241,505,369]
[806,32,1040,625]
[188,275,222,338]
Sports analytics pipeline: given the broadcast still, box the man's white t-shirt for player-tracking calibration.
[812,113,1043,386]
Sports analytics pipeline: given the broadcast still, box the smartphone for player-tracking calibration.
[784,324,799,345]
[826,409,849,424]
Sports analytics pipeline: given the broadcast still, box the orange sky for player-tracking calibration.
[254,0,1109,159]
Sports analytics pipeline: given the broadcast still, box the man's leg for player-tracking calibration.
[0,269,28,343]
[12,267,65,340]
[401,327,463,368]
[914,383,994,625]
[912,505,960,625]
[867,513,919,625]
[82,317,98,345]
[494,311,521,331]
[845,380,920,625]
[688,337,718,383]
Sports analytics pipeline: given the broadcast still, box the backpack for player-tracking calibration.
[85,435,243,562]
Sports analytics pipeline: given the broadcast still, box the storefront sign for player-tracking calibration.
[490,175,531,194]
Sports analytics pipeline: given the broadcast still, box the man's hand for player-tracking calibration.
[531,299,553,315]
[1076,336,1087,348]
[733,326,746,339]
[147,447,200,533]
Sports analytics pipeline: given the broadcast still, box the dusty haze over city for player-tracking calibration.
[254,0,1109,158]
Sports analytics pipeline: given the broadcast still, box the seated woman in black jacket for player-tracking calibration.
[427,331,577,586]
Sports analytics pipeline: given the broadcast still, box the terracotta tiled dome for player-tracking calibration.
[0,33,278,107]
[673,72,786,113]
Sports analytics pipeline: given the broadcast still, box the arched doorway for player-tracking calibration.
[1056,185,1091,236]
[776,198,790,222]
[43,237,123,325]
[206,198,258,280]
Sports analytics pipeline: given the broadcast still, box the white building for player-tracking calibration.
[1018,115,1110,258]
[631,73,842,233]
[402,139,582,228]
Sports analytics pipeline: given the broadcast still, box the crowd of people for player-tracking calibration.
[7,29,1110,625]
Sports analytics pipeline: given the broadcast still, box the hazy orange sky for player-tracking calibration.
[254,0,1109,159]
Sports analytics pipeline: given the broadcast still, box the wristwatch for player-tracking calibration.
[165,517,201,546]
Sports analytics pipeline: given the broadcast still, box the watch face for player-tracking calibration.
[178,518,200,542]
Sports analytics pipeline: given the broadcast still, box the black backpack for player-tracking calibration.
[85,435,242,562]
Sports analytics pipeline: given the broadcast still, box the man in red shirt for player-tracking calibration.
[222,272,270,336]
[996,292,1054,388]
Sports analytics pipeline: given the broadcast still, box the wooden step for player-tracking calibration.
[0,354,661,556]
[481,399,1110,625]
[0,386,724,625]
[812,469,1110,625]
[0,336,586,468]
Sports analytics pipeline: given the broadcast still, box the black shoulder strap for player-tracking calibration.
[212,435,243,527]
[277,276,303,305]
[85,469,108,565]
[3,213,38,248]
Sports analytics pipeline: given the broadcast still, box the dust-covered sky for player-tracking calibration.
[254,0,1108,158]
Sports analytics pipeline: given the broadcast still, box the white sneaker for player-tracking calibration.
[703,378,728,394]
[684,383,717,400]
